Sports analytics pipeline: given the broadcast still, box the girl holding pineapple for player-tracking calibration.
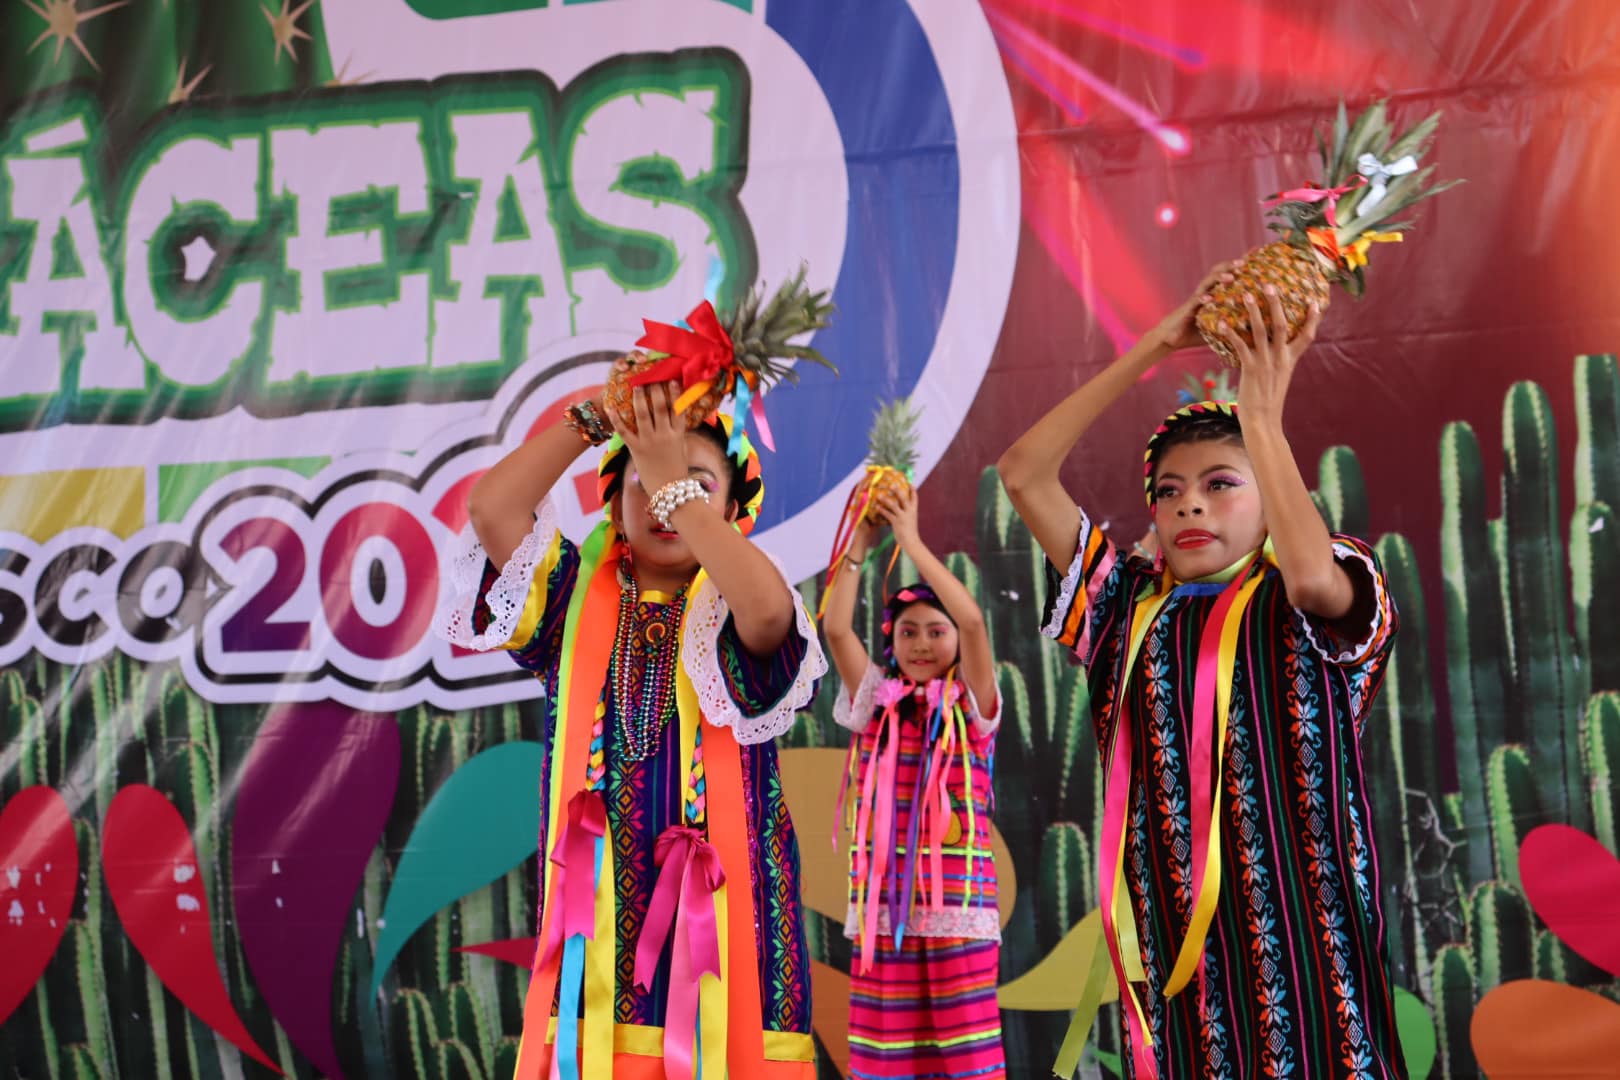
[435,281,833,1078]
[997,269,1404,1079]
[822,476,1008,1080]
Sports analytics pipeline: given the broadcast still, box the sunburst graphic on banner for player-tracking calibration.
[978,0,1401,353]
[21,0,128,73]
[262,0,314,65]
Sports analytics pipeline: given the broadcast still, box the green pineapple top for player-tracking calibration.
[1266,99,1461,295]
[721,263,838,385]
[867,398,922,478]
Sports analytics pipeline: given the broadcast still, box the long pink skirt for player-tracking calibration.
[848,934,1006,1080]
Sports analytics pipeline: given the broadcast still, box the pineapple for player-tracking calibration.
[816,397,923,616]
[861,398,922,518]
[603,264,836,433]
[1196,99,1460,366]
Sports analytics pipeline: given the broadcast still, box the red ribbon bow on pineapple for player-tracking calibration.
[632,301,737,415]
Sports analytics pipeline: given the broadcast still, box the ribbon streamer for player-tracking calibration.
[1263,175,1365,228]
[1356,151,1418,215]
[632,301,737,408]
[635,826,725,1080]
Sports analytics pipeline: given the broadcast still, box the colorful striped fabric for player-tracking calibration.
[836,674,1007,1077]
[840,685,1000,943]
[469,537,815,1047]
[848,934,1005,1080]
[1042,508,1403,1080]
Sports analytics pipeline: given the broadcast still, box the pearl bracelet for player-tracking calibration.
[648,478,708,529]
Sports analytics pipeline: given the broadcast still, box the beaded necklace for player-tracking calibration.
[609,554,688,762]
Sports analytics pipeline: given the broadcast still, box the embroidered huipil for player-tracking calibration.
[1042,508,1403,1080]
[438,498,825,1079]
[833,669,1008,1080]
[834,669,1001,947]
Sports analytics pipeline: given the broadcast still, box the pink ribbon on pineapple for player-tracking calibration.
[1262,175,1365,228]
[634,826,725,1080]
[539,790,607,968]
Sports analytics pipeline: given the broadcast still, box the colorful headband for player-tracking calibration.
[880,583,954,672]
[597,411,766,535]
[1142,399,1241,508]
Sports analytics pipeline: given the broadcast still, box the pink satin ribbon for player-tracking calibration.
[634,825,725,1080]
[540,790,607,969]
[854,680,909,970]
[1074,546,1117,661]
[1262,175,1365,228]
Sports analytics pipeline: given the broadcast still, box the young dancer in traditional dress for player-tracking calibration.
[822,485,1007,1080]
[435,383,824,1079]
[997,268,1404,1079]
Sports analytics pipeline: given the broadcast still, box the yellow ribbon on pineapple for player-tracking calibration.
[1343,230,1402,269]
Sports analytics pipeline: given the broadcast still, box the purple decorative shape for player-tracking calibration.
[232,702,399,1079]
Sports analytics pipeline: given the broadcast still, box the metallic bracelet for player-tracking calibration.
[648,478,708,529]
[563,401,611,446]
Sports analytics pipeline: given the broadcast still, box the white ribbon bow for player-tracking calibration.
[1356,152,1419,215]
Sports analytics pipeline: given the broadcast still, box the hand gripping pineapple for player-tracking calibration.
[817,398,922,616]
[1196,98,1460,365]
[603,264,837,445]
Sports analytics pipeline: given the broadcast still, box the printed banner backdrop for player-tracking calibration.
[2,1,1619,1078]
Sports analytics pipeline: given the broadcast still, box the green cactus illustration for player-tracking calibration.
[1534,927,1569,983]
[1036,822,1091,952]
[1574,354,1620,514]
[1439,422,1507,886]
[1585,692,1620,855]
[1571,501,1619,694]
[1485,744,1537,889]
[64,1042,103,1080]
[1501,381,1585,831]
[1431,943,1477,1080]
[1316,444,1369,538]
[494,1037,522,1077]
[1467,881,1534,992]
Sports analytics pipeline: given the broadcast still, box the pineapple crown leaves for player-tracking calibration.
[866,397,923,476]
[719,263,838,387]
[1269,98,1461,255]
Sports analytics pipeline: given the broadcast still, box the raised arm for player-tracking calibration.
[1218,286,1358,621]
[878,487,996,714]
[619,384,796,658]
[467,404,602,567]
[819,514,878,695]
[997,262,1237,567]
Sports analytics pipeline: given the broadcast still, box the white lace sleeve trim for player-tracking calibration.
[682,551,827,745]
[1298,541,1392,665]
[1039,507,1093,641]
[833,664,884,735]
[432,497,559,651]
[965,685,1001,737]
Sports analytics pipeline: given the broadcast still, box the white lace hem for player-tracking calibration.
[843,903,1001,943]
[1297,541,1392,665]
[833,665,884,735]
[432,497,560,651]
[681,551,826,745]
[1039,506,1093,641]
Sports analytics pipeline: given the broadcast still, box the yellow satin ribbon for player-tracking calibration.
[675,602,732,1080]
[1343,230,1402,269]
[1062,541,1276,1077]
